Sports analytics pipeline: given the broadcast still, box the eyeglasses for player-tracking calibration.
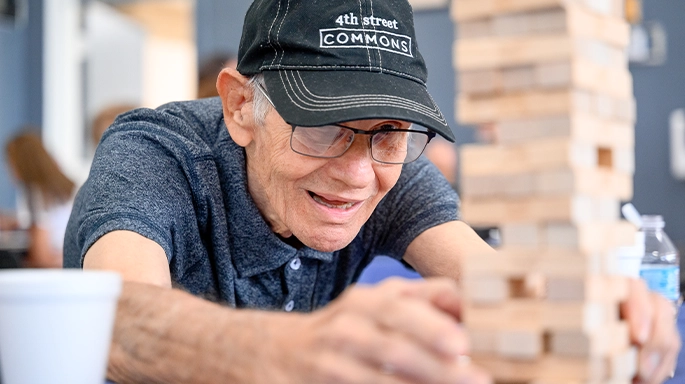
[254,82,435,164]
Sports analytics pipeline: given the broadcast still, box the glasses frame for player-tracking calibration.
[254,81,436,164]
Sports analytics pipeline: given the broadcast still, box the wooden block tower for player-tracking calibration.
[451,0,639,382]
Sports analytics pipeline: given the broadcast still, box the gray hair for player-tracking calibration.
[247,74,273,127]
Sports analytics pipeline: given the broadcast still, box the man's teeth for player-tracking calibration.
[312,194,354,209]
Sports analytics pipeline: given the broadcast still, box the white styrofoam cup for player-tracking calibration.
[0,270,122,384]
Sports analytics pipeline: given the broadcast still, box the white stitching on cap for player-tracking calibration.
[260,64,425,84]
[268,0,282,66]
[275,0,291,65]
[357,0,372,68]
[288,70,444,119]
[288,70,438,116]
[278,70,448,125]
[369,0,382,71]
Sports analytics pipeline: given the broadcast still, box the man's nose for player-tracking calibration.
[330,135,375,187]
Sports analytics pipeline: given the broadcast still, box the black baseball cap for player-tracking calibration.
[237,0,455,142]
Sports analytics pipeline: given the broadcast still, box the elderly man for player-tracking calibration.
[65,0,679,383]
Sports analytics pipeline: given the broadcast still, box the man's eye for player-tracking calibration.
[378,123,401,130]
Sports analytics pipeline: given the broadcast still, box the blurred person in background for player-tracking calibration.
[423,137,458,191]
[5,131,75,268]
[196,52,237,99]
[91,104,139,148]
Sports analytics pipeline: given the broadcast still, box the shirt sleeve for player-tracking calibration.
[364,156,460,260]
[64,116,202,268]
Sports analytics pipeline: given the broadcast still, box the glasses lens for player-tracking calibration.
[371,130,430,164]
[291,126,353,158]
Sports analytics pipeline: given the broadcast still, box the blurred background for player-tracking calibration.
[0,0,684,267]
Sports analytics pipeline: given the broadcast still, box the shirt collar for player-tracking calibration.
[216,128,333,278]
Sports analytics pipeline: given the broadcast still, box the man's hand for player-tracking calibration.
[261,278,491,384]
[621,279,682,384]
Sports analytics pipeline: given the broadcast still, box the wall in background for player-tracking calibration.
[631,0,685,249]
[195,0,251,64]
[0,0,42,210]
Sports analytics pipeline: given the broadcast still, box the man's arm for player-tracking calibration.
[84,230,490,383]
[403,220,496,280]
[83,230,171,288]
[404,220,681,384]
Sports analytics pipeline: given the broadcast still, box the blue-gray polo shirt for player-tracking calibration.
[64,97,458,312]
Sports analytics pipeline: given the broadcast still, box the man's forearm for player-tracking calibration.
[107,281,286,383]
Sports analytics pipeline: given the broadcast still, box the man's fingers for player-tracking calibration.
[374,295,469,358]
[621,278,654,345]
[381,277,463,320]
[636,294,681,384]
[314,351,410,384]
[324,312,479,384]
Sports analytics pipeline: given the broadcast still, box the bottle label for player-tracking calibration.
[640,265,680,302]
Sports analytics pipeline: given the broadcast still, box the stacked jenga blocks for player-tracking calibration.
[452,0,638,382]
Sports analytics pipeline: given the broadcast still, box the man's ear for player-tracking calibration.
[217,68,255,147]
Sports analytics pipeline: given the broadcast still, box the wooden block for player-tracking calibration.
[462,247,622,278]
[457,90,634,124]
[454,36,626,71]
[457,89,570,124]
[494,114,634,148]
[497,328,545,360]
[581,0,626,20]
[534,59,633,99]
[463,299,543,329]
[460,195,620,226]
[492,12,530,36]
[502,65,536,91]
[460,173,535,198]
[471,354,608,382]
[455,35,572,71]
[546,275,629,302]
[535,62,572,88]
[451,0,564,22]
[566,5,631,47]
[462,247,542,277]
[542,301,620,332]
[529,8,568,35]
[460,138,597,177]
[458,69,501,95]
[453,4,629,47]
[534,167,633,200]
[544,221,636,252]
[458,59,632,99]
[612,146,635,174]
[468,328,498,355]
[462,167,633,199]
[609,346,638,380]
[457,19,493,39]
[464,298,619,333]
[533,379,631,384]
[463,275,509,304]
[536,250,619,277]
[500,223,542,247]
[549,321,630,357]
[451,0,624,22]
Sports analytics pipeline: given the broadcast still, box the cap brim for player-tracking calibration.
[262,70,455,142]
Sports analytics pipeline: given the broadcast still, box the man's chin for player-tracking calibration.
[299,231,357,253]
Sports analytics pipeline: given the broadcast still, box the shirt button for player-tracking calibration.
[284,300,295,312]
[289,257,301,270]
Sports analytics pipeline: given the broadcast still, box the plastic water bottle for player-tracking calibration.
[639,215,681,306]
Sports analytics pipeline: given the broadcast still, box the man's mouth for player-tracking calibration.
[309,191,356,209]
